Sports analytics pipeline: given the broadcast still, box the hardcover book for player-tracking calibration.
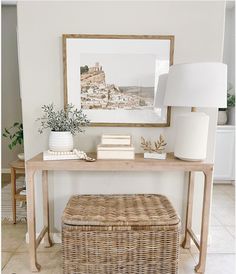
[43,151,79,161]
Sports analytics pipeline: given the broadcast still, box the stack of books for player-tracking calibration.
[97,134,135,160]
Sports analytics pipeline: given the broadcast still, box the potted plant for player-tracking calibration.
[37,104,90,152]
[3,122,24,160]
[218,92,235,125]
[227,93,235,125]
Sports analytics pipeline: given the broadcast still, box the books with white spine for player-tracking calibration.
[97,144,135,160]
[43,151,79,160]
[101,134,131,145]
[43,150,95,161]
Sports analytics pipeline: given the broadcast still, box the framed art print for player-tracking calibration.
[63,34,174,127]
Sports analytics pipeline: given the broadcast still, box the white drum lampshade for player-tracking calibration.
[163,62,227,161]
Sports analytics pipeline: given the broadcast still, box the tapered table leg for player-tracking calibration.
[27,168,41,272]
[11,167,16,224]
[42,170,52,248]
[182,171,195,249]
[195,169,213,273]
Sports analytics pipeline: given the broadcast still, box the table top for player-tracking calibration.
[26,153,213,172]
[10,159,25,170]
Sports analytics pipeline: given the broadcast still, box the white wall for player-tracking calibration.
[224,4,235,87]
[1,5,23,170]
[17,1,225,235]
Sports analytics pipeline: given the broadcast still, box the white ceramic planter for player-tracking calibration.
[17,152,25,161]
[217,110,227,125]
[49,131,73,152]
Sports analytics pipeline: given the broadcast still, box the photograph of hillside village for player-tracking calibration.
[80,62,154,110]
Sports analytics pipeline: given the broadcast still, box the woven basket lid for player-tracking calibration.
[62,194,180,226]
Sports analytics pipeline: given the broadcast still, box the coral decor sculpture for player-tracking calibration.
[141,135,167,153]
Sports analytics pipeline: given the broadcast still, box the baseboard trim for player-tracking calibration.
[214,178,235,182]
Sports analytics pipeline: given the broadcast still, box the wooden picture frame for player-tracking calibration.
[63,34,174,127]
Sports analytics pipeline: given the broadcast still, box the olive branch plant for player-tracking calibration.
[37,103,90,135]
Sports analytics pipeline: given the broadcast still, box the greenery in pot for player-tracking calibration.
[37,103,90,134]
[219,93,235,111]
[2,122,24,150]
[219,83,235,111]
[227,93,235,108]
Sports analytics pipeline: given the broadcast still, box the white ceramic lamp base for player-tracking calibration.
[174,112,209,161]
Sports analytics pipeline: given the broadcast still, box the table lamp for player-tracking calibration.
[163,62,227,161]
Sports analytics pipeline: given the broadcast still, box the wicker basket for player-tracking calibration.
[62,194,180,274]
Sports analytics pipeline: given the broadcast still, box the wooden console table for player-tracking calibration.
[26,153,213,273]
